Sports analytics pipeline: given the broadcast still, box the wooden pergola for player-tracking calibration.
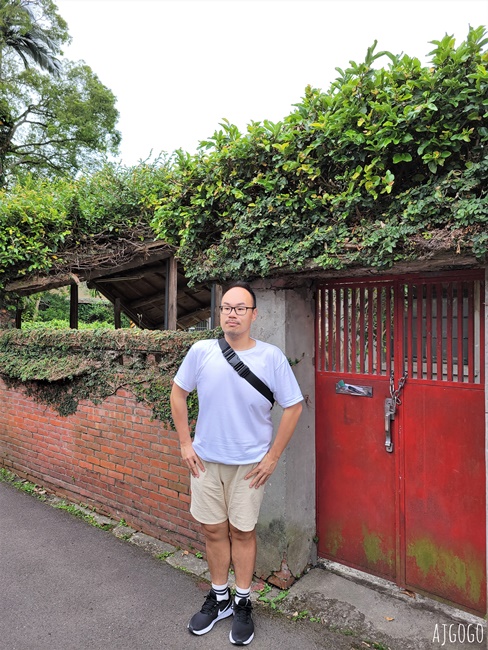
[6,241,221,330]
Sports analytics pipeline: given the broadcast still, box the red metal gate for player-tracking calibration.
[315,271,486,615]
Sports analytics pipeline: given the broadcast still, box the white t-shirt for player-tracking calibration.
[174,338,303,464]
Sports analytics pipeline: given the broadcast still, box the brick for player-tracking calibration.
[0,382,206,552]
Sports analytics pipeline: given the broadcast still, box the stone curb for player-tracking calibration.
[43,497,277,602]
[3,477,278,605]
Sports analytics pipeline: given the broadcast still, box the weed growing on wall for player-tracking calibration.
[0,328,216,422]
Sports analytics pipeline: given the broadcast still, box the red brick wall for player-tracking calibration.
[0,378,205,553]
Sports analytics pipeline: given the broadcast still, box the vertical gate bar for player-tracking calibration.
[319,288,326,372]
[376,287,382,375]
[386,285,392,376]
[416,285,423,379]
[335,288,342,372]
[315,287,321,371]
[351,287,357,375]
[446,284,453,382]
[480,279,485,383]
[473,281,481,383]
[457,282,464,382]
[436,283,443,381]
[327,288,334,372]
[467,281,474,383]
[343,288,349,373]
[359,287,366,374]
[368,287,374,374]
[426,284,433,380]
[406,284,413,378]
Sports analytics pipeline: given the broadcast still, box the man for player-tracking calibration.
[170,281,303,646]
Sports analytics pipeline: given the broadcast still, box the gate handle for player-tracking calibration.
[384,397,395,453]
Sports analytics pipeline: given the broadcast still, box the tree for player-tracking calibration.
[0,0,121,188]
[0,0,65,75]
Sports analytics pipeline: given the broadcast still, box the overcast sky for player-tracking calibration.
[55,0,487,166]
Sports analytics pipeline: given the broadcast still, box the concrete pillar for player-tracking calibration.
[485,266,488,612]
[251,282,316,586]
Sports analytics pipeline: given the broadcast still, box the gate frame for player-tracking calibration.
[314,268,488,616]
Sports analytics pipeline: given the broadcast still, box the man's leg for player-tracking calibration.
[228,523,256,588]
[188,520,233,635]
[202,521,232,583]
[228,523,256,645]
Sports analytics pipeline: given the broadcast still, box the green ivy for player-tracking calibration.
[0,328,217,422]
[0,29,486,301]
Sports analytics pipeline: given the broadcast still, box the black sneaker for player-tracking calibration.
[229,597,254,645]
[188,588,233,635]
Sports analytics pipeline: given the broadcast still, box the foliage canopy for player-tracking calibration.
[0,28,487,301]
[0,0,121,188]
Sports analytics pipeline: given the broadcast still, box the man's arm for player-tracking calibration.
[245,401,303,488]
[170,382,205,477]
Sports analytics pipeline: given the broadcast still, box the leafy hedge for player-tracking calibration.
[151,30,488,282]
[0,28,487,299]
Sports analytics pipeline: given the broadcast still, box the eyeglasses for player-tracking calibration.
[219,305,255,316]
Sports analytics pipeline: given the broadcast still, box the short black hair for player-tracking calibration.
[225,281,256,308]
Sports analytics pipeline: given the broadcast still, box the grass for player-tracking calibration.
[0,467,115,531]
[53,501,114,530]
[0,468,47,499]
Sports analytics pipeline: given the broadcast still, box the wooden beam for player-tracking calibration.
[6,273,80,296]
[15,308,22,329]
[178,307,212,330]
[114,297,121,329]
[70,283,79,330]
[210,283,222,329]
[165,255,178,330]
[83,247,173,283]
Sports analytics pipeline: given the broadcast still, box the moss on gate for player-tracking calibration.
[407,537,484,605]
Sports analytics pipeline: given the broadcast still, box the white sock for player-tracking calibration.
[235,585,251,603]
[212,582,229,601]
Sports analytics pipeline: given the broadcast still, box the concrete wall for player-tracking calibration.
[485,267,488,613]
[251,283,316,587]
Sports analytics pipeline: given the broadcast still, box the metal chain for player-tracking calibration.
[390,371,408,405]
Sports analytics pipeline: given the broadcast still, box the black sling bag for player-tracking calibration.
[218,337,274,407]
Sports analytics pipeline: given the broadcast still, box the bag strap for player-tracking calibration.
[218,337,274,407]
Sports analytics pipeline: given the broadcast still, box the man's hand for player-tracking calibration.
[244,401,303,488]
[180,441,205,477]
[244,452,278,489]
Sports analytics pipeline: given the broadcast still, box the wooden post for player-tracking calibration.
[114,297,121,329]
[70,283,79,329]
[210,283,222,329]
[165,255,178,330]
[15,308,22,329]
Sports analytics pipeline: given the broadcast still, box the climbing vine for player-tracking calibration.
[0,28,486,301]
[150,29,488,282]
[0,328,217,422]
[0,29,486,417]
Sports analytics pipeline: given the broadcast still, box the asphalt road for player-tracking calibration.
[0,482,352,650]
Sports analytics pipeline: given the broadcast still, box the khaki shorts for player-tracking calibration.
[190,461,265,532]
